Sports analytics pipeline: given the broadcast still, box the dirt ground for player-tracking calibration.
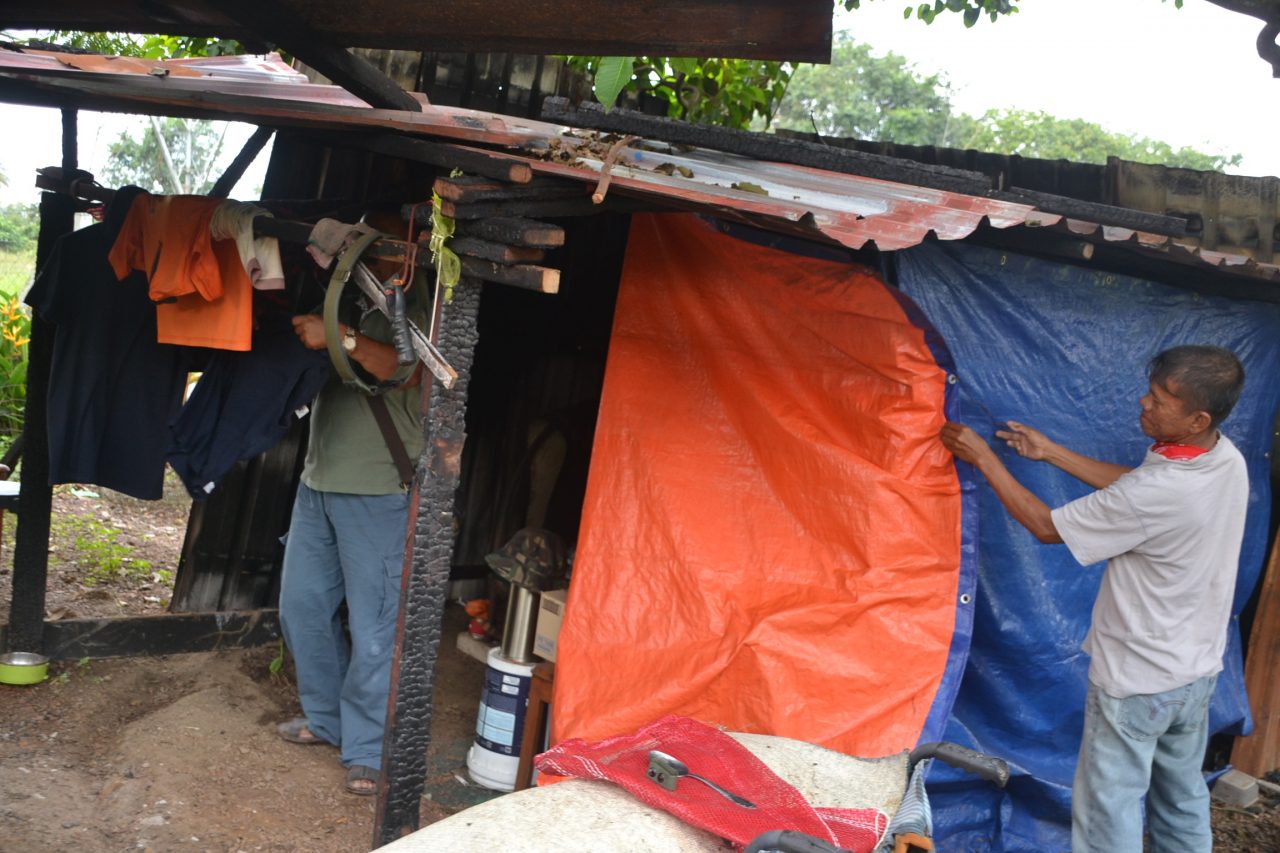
[0,477,492,852]
[1,476,1279,852]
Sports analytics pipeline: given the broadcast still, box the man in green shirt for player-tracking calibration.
[274,307,423,796]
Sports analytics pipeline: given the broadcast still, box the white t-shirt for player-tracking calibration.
[1050,434,1248,698]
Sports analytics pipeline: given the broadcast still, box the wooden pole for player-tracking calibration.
[1232,530,1280,776]
[374,277,482,846]
[6,109,75,651]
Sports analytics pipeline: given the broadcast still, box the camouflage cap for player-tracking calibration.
[484,528,567,592]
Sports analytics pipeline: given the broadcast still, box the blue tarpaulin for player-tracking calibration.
[895,241,1280,851]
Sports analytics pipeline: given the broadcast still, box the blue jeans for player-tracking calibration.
[1072,674,1217,853]
[278,483,410,770]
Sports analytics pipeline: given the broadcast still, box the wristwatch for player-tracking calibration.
[341,325,358,353]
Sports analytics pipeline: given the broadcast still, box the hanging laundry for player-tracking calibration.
[210,200,286,291]
[305,218,378,269]
[108,193,254,350]
[166,313,331,499]
[25,186,190,500]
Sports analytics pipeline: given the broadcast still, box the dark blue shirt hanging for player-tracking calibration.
[25,186,189,500]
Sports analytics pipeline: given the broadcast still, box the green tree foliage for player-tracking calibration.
[949,109,1243,171]
[32,31,239,59]
[561,56,793,130]
[772,35,957,142]
[99,117,229,195]
[0,204,40,253]
[773,37,1241,171]
[566,2,1021,128]
[843,0,1019,26]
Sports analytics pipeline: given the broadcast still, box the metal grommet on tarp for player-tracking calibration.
[323,230,415,395]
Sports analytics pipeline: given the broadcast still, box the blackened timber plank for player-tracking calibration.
[991,188,1189,238]
[210,126,275,199]
[218,0,421,112]
[449,236,545,264]
[437,196,614,220]
[459,257,559,293]
[541,97,993,196]
[362,237,558,293]
[0,611,281,661]
[375,278,482,845]
[433,175,587,204]
[456,217,565,248]
[8,188,72,651]
[338,133,533,183]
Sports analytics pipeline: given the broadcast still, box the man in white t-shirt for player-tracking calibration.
[940,345,1247,853]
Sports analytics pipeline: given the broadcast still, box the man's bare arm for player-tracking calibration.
[996,420,1130,490]
[941,422,1062,544]
[291,314,423,387]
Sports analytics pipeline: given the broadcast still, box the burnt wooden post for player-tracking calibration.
[374,277,482,846]
[6,109,75,651]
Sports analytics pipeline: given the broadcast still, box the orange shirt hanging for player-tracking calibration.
[108,194,254,351]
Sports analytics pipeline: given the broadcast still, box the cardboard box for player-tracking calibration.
[534,588,568,662]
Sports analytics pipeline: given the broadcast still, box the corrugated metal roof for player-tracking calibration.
[1,49,1276,283]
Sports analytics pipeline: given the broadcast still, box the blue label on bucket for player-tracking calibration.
[474,663,531,756]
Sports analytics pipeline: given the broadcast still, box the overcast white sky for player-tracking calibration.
[0,0,1276,206]
[832,0,1279,177]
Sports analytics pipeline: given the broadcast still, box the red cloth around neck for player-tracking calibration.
[1152,442,1208,461]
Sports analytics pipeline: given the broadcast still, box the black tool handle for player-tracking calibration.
[383,282,416,366]
[910,741,1010,788]
[745,830,849,853]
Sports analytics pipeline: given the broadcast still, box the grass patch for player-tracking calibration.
[52,513,158,586]
[0,248,35,298]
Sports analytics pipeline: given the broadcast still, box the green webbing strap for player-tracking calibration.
[323,230,414,395]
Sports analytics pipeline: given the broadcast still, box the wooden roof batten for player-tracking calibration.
[1,0,835,62]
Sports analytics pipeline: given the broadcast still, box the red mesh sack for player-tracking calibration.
[535,715,888,852]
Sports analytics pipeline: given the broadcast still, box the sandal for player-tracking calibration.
[277,717,327,745]
[346,764,380,796]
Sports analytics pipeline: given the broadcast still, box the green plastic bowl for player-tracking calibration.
[0,651,50,685]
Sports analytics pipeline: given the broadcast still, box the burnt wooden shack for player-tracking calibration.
[1,9,1279,850]
[0,3,836,845]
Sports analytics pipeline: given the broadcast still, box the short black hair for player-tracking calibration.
[1148,345,1245,429]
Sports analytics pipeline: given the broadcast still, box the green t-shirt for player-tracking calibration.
[301,305,426,495]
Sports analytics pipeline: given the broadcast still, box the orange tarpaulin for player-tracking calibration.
[551,214,965,758]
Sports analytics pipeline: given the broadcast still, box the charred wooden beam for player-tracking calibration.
[7,116,74,653]
[209,126,276,199]
[459,257,559,293]
[0,611,281,661]
[2,0,835,63]
[541,97,993,196]
[331,133,533,184]
[457,217,566,248]
[375,277,482,845]
[216,0,421,112]
[991,188,1189,239]
[449,236,544,264]
[433,175,586,205]
[364,236,560,294]
[435,195,619,220]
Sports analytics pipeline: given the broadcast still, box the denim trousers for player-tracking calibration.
[279,483,411,770]
[1072,673,1217,853]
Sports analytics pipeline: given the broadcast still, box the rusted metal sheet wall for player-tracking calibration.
[786,132,1280,264]
[1112,161,1279,263]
